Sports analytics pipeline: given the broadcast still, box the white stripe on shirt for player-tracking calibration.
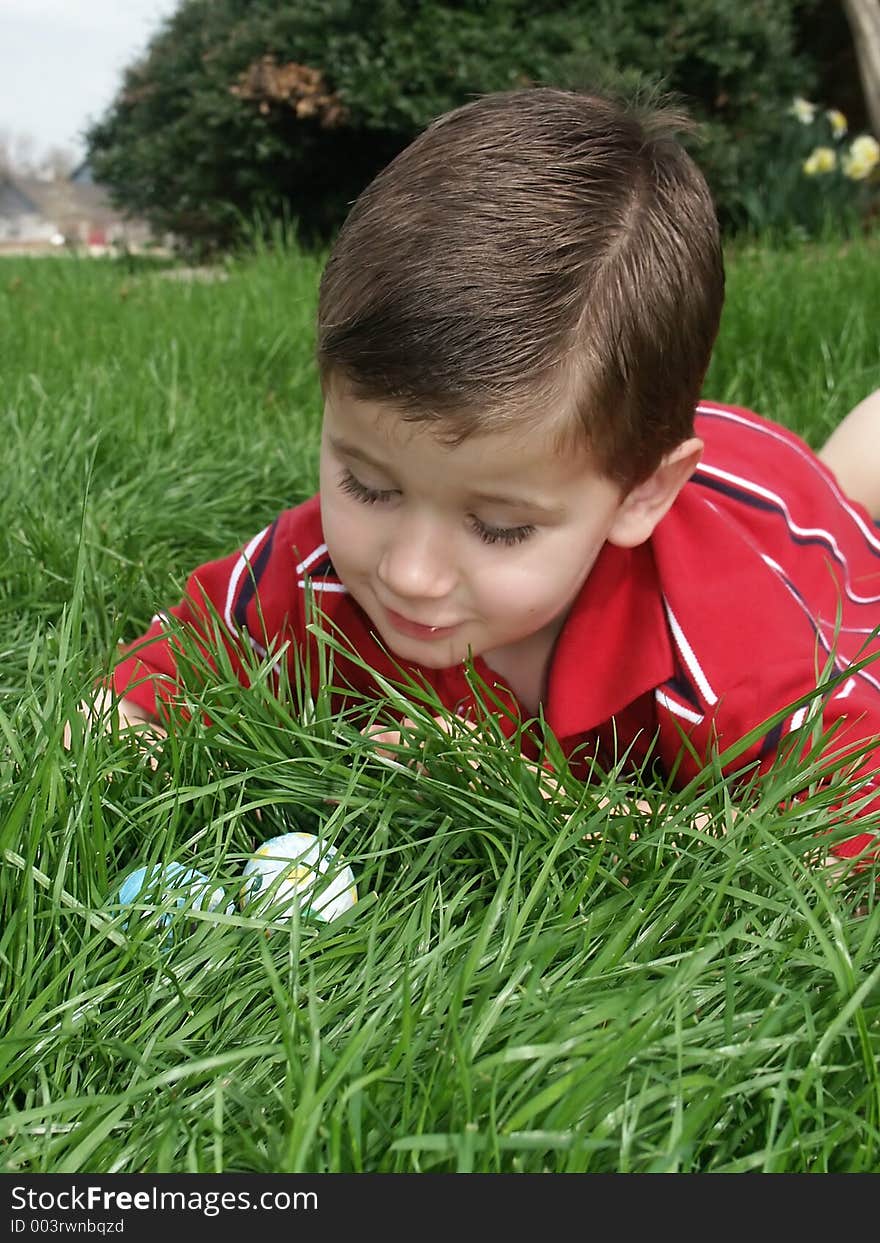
[296,543,330,574]
[224,524,271,633]
[655,689,704,724]
[296,541,348,593]
[663,600,718,706]
[297,580,348,593]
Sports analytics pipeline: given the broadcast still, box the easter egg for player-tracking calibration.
[111,861,232,941]
[240,832,357,923]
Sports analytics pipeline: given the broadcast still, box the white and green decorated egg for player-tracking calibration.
[240,832,357,923]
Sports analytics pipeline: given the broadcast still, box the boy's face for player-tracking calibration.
[319,387,637,674]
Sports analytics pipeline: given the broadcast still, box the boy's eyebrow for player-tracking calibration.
[330,437,393,473]
[467,488,566,519]
[329,435,566,517]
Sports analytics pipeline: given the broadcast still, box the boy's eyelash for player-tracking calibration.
[470,519,535,547]
[338,468,397,504]
[337,468,536,546]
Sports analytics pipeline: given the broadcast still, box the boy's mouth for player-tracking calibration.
[384,607,460,641]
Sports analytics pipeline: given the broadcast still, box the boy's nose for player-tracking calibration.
[376,518,457,600]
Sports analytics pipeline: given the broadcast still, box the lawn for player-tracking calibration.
[1,234,880,1173]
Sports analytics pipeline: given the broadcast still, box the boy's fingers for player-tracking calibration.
[361,723,407,759]
[362,714,488,783]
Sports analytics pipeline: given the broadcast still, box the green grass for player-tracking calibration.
[1,234,880,1173]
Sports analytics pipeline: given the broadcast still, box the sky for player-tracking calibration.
[0,0,181,165]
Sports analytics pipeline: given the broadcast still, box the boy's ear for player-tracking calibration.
[606,437,703,549]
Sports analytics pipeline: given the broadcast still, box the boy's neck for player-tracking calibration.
[483,612,569,717]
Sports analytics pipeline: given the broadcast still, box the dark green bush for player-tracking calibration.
[87,0,825,253]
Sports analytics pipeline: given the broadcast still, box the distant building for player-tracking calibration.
[0,177,59,246]
[70,160,95,186]
[0,162,156,253]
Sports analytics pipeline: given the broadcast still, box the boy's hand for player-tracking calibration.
[62,688,167,770]
[361,713,567,798]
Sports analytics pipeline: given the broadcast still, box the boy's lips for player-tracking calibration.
[384,606,460,640]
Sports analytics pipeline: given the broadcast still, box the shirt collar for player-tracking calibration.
[544,538,673,739]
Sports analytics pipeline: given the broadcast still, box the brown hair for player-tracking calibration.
[317,87,724,488]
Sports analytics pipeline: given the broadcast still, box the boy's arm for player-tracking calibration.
[65,520,294,763]
[665,668,880,862]
[65,557,263,758]
[756,688,880,861]
[110,523,284,721]
[361,714,698,823]
[97,688,163,731]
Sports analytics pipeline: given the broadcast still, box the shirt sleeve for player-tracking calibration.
[110,521,292,720]
[658,662,880,862]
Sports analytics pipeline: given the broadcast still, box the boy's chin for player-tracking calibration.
[384,632,476,670]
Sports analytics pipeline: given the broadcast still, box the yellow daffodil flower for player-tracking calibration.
[803,146,837,176]
[842,135,880,181]
[827,109,847,139]
[790,97,817,125]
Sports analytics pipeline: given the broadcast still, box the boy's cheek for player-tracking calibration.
[321,512,384,608]
[320,501,362,567]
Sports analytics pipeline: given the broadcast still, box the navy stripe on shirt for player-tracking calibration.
[665,662,703,712]
[691,471,880,567]
[232,518,278,630]
[306,556,338,580]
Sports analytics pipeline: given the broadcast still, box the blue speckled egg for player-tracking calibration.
[110,861,232,942]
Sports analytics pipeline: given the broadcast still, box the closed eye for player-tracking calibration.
[338,467,536,547]
[338,468,397,504]
[468,518,536,546]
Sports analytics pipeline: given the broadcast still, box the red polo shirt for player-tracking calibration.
[112,402,880,858]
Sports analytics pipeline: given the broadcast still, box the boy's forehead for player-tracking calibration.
[322,387,608,500]
[325,384,571,455]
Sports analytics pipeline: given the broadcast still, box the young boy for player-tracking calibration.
[94,88,880,859]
